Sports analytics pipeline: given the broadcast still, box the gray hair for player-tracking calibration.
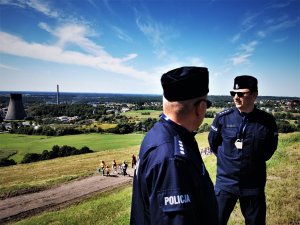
[163,96,196,118]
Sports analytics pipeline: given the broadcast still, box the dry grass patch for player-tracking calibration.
[0,146,139,199]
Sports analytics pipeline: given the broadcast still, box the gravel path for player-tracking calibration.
[0,168,134,224]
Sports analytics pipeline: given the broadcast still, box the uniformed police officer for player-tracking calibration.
[130,67,218,225]
[208,75,278,225]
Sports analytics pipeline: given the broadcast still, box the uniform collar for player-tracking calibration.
[160,113,196,139]
[235,106,258,117]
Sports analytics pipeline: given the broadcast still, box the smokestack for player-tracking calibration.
[57,84,60,105]
[5,93,27,120]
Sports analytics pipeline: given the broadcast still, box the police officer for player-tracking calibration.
[130,67,218,225]
[208,75,278,225]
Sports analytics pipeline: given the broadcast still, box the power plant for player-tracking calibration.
[5,93,27,121]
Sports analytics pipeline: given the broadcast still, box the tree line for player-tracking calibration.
[0,145,93,167]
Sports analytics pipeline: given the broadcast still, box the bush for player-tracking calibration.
[277,120,297,133]
[21,153,41,164]
[20,145,94,164]
[0,158,17,167]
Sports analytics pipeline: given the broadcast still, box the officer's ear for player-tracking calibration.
[250,91,258,101]
[194,100,206,117]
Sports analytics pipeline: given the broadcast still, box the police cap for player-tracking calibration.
[233,75,258,92]
[161,66,209,101]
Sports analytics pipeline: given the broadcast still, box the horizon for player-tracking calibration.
[1,0,299,97]
[0,90,299,99]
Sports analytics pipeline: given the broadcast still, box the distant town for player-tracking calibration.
[0,91,299,135]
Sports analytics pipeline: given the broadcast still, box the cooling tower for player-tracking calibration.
[5,93,27,120]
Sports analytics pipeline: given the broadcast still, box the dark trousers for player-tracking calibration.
[216,189,266,225]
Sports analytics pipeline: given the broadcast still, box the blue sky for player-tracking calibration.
[0,0,299,97]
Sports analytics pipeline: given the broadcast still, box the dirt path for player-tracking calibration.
[0,168,134,224]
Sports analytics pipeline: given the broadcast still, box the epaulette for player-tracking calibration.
[217,108,234,117]
[174,136,188,159]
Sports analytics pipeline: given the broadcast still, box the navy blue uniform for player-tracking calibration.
[208,107,278,224]
[130,115,218,225]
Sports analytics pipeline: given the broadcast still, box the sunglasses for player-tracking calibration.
[194,99,212,109]
[230,91,250,97]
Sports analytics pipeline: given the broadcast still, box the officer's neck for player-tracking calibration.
[162,113,195,133]
[237,105,255,114]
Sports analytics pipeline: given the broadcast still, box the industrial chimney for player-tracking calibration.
[5,93,27,120]
[57,84,60,105]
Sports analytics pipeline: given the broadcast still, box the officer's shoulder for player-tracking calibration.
[140,122,173,154]
[216,108,234,117]
[255,108,276,123]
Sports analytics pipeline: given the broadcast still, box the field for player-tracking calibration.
[121,109,162,121]
[122,109,216,125]
[0,131,210,199]
[0,133,143,163]
[1,132,299,224]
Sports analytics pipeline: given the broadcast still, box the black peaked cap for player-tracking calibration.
[161,66,209,101]
[233,75,258,92]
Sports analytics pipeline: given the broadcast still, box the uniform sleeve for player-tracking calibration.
[146,156,194,224]
[263,116,279,161]
[139,146,215,225]
[208,115,223,155]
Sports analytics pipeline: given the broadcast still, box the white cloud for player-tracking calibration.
[240,41,258,53]
[230,40,257,65]
[111,26,133,43]
[0,31,155,83]
[267,0,295,9]
[231,33,241,43]
[153,57,206,77]
[0,63,19,71]
[27,0,59,18]
[273,36,289,43]
[38,22,51,32]
[0,0,60,18]
[240,12,261,32]
[257,31,266,38]
[38,23,138,63]
[230,53,252,65]
[257,17,300,38]
[135,13,179,59]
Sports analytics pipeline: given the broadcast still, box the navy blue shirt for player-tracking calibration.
[130,115,218,225]
[208,107,278,196]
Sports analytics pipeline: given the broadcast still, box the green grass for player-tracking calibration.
[122,109,214,126]
[122,109,162,122]
[202,117,214,126]
[0,149,17,160]
[80,122,117,130]
[0,133,143,163]
[0,145,140,199]
[226,132,300,225]
[12,184,133,225]
[0,132,300,225]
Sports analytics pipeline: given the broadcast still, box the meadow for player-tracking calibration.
[0,131,210,199]
[0,133,143,163]
[1,132,299,224]
[122,109,218,124]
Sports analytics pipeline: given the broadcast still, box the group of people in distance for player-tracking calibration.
[130,67,278,225]
[98,154,137,177]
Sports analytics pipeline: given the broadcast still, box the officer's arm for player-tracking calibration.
[208,116,222,155]
[264,118,279,161]
[143,147,204,224]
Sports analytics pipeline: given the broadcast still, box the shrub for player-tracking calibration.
[20,145,94,164]
[0,158,17,167]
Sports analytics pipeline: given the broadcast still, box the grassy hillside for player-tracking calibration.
[0,133,143,163]
[0,145,139,199]
[5,132,300,224]
[0,131,210,199]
